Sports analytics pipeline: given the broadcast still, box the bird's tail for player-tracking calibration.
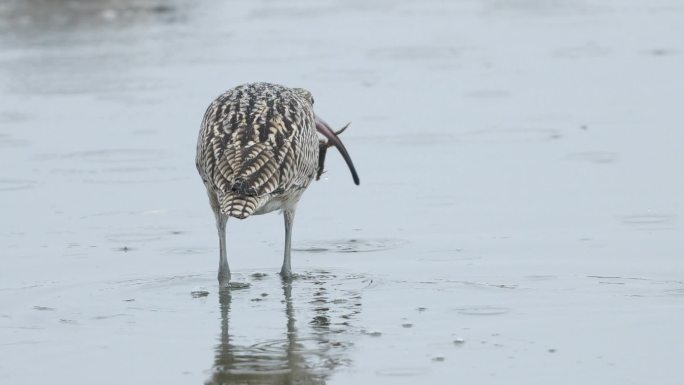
[218,193,263,219]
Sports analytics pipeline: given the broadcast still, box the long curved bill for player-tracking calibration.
[315,115,360,185]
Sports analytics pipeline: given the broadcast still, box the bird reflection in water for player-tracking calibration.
[206,273,363,385]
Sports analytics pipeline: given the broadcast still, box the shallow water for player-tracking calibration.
[2,0,684,384]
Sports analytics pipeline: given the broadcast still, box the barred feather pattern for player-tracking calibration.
[196,83,320,219]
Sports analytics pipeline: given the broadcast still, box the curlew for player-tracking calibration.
[196,83,359,286]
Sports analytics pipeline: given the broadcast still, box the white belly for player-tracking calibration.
[253,190,306,216]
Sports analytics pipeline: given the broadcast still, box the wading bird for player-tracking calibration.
[196,83,359,286]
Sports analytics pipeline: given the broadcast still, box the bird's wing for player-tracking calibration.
[197,85,313,202]
[211,126,296,197]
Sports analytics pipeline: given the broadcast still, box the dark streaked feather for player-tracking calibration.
[196,83,318,218]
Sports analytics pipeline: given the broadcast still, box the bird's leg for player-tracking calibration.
[216,213,231,286]
[280,208,296,279]
[207,191,231,286]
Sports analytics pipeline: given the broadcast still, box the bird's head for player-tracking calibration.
[315,115,360,185]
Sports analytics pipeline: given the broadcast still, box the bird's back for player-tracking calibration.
[196,83,319,219]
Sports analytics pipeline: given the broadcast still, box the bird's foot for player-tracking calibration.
[219,272,252,289]
[279,268,294,281]
[218,271,231,288]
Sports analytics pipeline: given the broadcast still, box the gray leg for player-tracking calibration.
[280,208,296,278]
[216,213,230,286]
[208,190,231,286]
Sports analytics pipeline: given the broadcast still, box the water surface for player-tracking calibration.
[1,0,684,384]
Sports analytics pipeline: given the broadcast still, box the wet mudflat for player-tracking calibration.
[1,0,684,384]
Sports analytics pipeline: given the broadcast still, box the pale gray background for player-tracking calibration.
[1,0,683,384]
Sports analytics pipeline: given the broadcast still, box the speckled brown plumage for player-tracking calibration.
[196,83,319,219]
[196,82,359,285]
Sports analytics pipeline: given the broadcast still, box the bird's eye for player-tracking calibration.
[310,97,315,104]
